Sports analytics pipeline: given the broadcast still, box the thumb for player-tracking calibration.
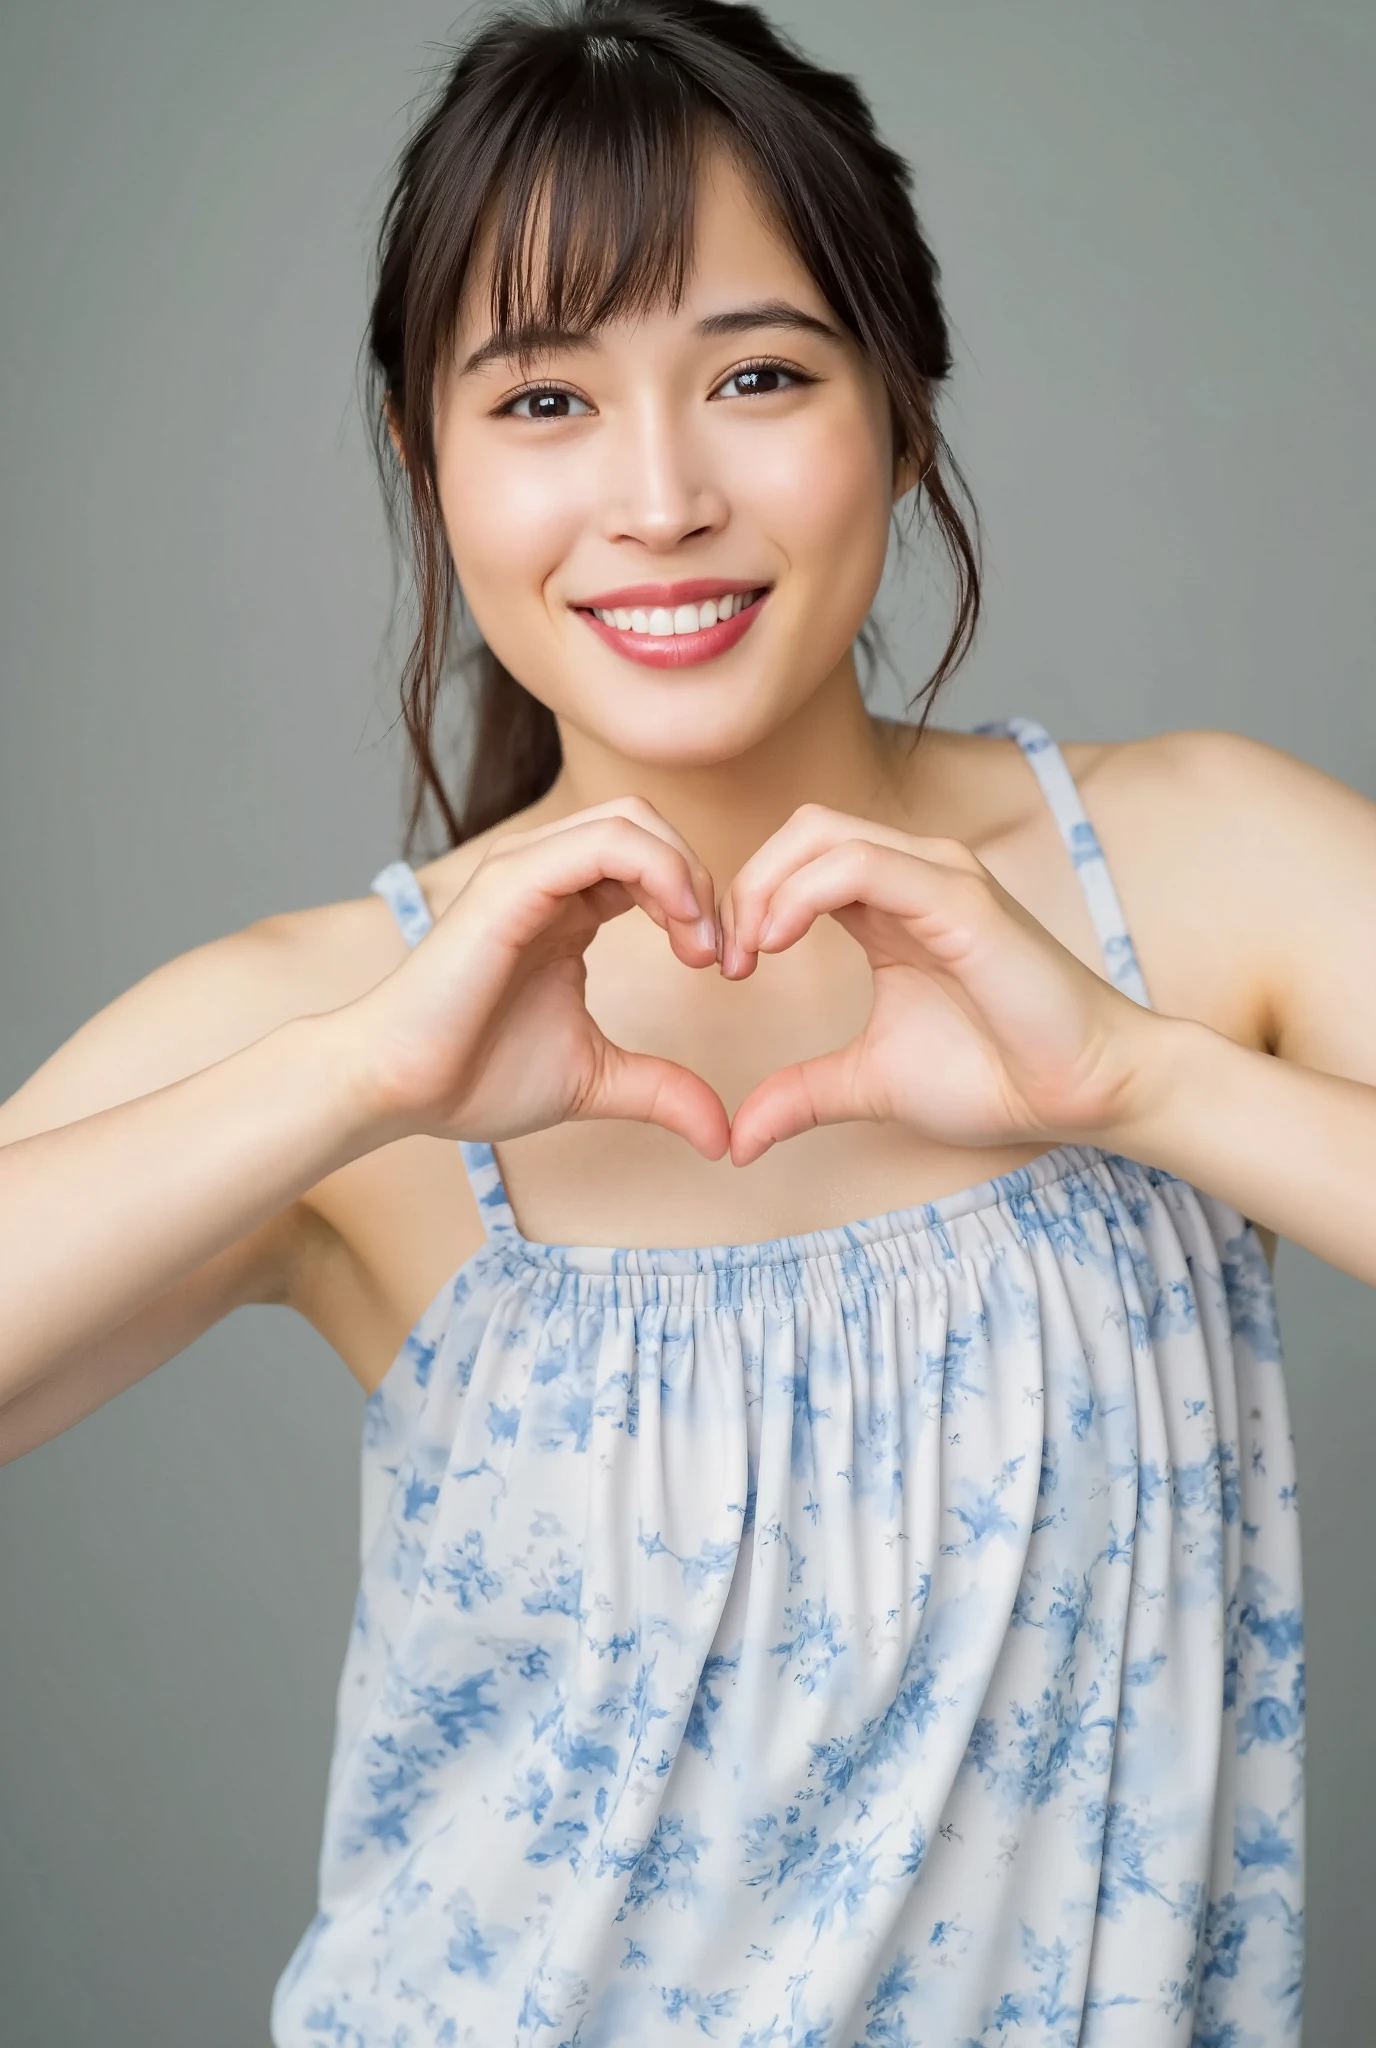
[729,1046,864,1168]
[580,1040,732,1161]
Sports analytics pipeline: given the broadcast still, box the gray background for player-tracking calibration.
[1,1,1371,2039]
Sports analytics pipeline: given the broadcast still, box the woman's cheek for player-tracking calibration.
[734,408,888,565]
[732,415,890,644]
[441,455,584,647]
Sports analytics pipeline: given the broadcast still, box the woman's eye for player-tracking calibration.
[715,362,806,401]
[501,388,592,421]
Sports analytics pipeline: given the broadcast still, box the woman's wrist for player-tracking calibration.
[298,1002,429,1160]
[1082,1008,1376,1282]
[1087,1010,1227,1167]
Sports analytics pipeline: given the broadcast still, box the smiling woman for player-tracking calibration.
[4,0,1376,2043]
[368,6,977,841]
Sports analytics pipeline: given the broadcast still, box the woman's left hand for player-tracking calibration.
[719,805,1169,1168]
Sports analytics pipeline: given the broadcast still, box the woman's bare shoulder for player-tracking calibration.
[1080,723,1376,1062]
[1065,719,1366,884]
[1061,723,1376,1061]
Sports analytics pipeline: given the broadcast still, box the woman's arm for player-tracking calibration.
[0,923,392,1459]
[0,1012,377,1392]
[1104,727,1376,1282]
[1110,1015,1376,1284]
[0,1205,323,1465]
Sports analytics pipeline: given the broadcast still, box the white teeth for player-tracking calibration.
[593,590,762,635]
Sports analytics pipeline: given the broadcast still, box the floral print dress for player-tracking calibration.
[272,716,1304,2047]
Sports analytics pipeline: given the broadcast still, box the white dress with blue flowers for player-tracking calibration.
[272,716,1304,2047]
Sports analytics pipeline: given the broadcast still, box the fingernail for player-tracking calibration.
[757,915,774,945]
[696,917,717,953]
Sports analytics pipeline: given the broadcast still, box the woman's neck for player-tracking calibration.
[541,653,924,884]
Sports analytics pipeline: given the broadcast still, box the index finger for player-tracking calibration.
[476,814,716,963]
[496,793,719,935]
[721,806,979,971]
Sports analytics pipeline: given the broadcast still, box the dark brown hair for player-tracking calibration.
[366,0,982,853]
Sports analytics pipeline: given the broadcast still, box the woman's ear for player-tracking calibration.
[384,395,407,470]
[892,439,924,504]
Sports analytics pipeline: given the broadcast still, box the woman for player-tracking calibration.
[2,0,1370,2038]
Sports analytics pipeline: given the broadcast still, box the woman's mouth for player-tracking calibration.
[573,586,770,669]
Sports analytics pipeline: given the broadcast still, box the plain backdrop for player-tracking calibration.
[1,2,1372,2040]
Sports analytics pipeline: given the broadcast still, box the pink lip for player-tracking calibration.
[576,588,769,669]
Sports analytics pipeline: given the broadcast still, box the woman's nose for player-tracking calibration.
[599,404,728,550]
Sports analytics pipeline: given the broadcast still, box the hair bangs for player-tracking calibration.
[482,41,715,356]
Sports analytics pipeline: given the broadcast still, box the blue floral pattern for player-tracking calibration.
[272,717,1303,2045]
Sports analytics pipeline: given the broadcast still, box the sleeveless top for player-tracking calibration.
[271,715,1304,2047]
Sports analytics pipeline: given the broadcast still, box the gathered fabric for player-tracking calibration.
[272,717,1303,2047]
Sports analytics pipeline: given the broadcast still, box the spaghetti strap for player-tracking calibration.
[369,858,435,948]
[457,1136,521,1238]
[975,715,1153,1010]
[369,857,520,1240]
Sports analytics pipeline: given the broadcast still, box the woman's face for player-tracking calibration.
[433,150,903,770]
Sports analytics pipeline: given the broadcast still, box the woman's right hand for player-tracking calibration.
[347,797,731,1160]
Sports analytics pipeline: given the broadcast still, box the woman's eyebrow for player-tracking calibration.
[460,299,845,378]
[460,324,598,378]
[694,299,846,347]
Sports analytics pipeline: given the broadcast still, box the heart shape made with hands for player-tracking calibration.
[592,803,1153,1173]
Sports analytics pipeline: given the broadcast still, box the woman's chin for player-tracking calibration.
[572,699,795,772]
